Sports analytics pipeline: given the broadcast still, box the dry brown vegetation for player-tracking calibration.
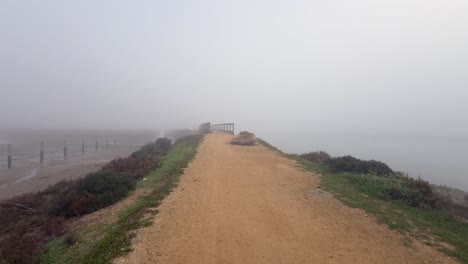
[0,138,173,263]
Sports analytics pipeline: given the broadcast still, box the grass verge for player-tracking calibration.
[41,135,204,264]
[298,160,468,263]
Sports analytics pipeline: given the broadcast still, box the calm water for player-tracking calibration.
[265,131,468,191]
[2,129,466,191]
[0,129,159,167]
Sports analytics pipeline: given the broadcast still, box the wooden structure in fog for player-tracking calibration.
[210,123,235,135]
[199,123,211,134]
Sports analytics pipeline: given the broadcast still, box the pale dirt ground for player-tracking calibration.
[0,145,138,200]
[116,133,457,264]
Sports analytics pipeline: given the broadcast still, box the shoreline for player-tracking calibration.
[0,145,139,201]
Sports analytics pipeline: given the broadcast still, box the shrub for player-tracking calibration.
[238,131,250,135]
[0,137,174,263]
[392,172,440,208]
[439,198,468,219]
[131,137,172,162]
[103,157,156,179]
[5,192,42,210]
[41,180,73,197]
[337,171,441,209]
[326,155,393,176]
[50,171,136,217]
[154,138,172,153]
[343,173,427,206]
[323,155,441,208]
[47,180,82,217]
[0,203,67,264]
[300,151,331,164]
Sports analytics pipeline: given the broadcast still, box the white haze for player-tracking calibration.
[1,1,468,188]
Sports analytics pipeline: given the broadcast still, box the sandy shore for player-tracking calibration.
[0,145,139,201]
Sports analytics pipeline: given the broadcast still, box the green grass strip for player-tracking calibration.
[41,135,204,264]
[298,160,468,263]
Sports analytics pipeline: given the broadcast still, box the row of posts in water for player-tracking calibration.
[4,138,117,169]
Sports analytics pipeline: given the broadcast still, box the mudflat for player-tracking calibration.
[0,145,138,200]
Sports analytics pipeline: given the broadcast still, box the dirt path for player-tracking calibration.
[116,133,456,264]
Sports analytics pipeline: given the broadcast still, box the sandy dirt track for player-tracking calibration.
[116,133,456,264]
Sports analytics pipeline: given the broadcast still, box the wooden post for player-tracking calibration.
[106,137,109,149]
[40,141,44,167]
[64,140,67,160]
[7,144,12,169]
[95,141,98,152]
[82,141,85,154]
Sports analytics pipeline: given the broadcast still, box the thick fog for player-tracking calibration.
[1,0,468,136]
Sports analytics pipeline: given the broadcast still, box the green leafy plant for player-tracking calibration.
[326,155,393,176]
[131,138,172,162]
[50,171,136,217]
[103,157,156,179]
[300,151,331,164]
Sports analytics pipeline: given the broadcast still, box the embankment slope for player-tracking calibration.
[116,133,455,264]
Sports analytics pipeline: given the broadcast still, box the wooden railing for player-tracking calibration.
[210,123,235,135]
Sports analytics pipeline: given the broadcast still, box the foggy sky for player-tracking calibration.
[1,0,468,138]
